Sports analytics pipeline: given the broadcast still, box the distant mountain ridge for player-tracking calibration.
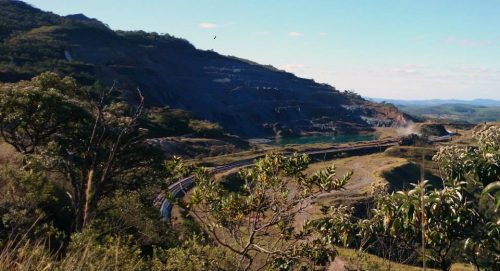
[0,0,413,138]
[368,98,500,123]
[369,98,500,107]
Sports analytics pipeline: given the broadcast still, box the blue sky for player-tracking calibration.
[26,0,500,100]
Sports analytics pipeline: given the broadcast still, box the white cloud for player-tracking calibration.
[319,32,327,37]
[288,31,303,37]
[392,68,419,74]
[391,64,429,75]
[311,64,500,99]
[445,36,493,47]
[199,22,217,29]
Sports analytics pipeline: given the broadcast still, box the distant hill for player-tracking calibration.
[0,0,413,138]
[369,98,500,107]
[369,98,500,123]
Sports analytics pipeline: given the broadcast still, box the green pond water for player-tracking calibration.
[272,134,377,145]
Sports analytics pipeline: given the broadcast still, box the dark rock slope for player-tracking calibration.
[0,0,413,138]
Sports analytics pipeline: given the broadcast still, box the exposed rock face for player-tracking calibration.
[0,0,414,138]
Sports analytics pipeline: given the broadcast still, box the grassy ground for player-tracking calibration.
[306,152,407,201]
[155,137,250,159]
[374,127,401,139]
[0,141,19,166]
[384,146,438,166]
[337,248,475,271]
[197,137,397,167]
[195,147,275,167]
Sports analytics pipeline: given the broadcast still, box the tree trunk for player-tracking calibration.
[82,169,94,228]
[67,169,84,232]
[74,193,85,232]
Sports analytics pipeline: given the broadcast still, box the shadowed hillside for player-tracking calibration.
[0,0,413,138]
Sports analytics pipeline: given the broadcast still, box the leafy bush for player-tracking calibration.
[152,236,236,271]
[0,165,72,249]
[360,125,500,270]
[188,153,352,270]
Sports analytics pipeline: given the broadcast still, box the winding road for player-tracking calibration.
[155,138,403,220]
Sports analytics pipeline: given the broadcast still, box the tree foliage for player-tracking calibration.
[362,125,500,271]
[187,153,352,270]
[0,165,72,248]
[363,180,478,270]
[434,125,500,269]
[0,73,86,154]
[0,72,165,232]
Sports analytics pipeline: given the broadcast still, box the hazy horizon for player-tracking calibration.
[25,0,500,100]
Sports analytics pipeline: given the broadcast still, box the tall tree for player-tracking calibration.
[0,72,164,231]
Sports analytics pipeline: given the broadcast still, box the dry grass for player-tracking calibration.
[196,148,272,166]
[307,153,407,202]
[198,138,393,167]
[283,152,409,230]
[337,248,475,271]
[374,127,400,139]
[0,142,20,166]
[0,238,145,271]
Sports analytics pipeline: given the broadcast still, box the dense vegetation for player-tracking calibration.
[355,125,499,270]
[0,2,498,270]
[1,74,499,271]
[145,107,224,139]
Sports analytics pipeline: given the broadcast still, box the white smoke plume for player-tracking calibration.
[397,121,420,136]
